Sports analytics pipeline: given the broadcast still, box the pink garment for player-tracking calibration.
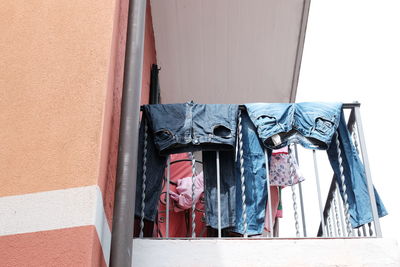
[156,153,206,237]
[276,209,283,218]
[170,172,204,212]
[264,186,280,232]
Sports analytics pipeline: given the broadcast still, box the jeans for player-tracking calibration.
[135,118,167,221]
[203,150,236,229]
[245,102,387,228]
[233,111,271,235]
[327,110,388,227]
[135,103,239,222]
[144,102,238,155]
[203,111,271,234]
[246,102,342,150]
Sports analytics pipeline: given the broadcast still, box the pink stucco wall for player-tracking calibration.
[0,226,106,267]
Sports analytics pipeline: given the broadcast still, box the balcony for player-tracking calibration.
[130,103,399,266]
[109,1,400,266]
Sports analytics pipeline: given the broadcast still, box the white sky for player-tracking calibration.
[278,0,400,243]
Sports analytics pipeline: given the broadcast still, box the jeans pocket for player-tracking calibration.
[212,124,232,138]
[256,115,277,126]
[314,117,335,135]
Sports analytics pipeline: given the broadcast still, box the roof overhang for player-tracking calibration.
[150,0,310,104]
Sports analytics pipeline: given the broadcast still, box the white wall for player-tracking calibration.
[133,239,400,267]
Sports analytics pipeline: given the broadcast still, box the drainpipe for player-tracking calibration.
[110,0,147,266]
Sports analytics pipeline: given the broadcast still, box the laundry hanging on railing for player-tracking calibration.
[264,186,283,233]
[154,153,206,238]
[246,102,387,228]
[171,171,204,212]
[203,110,270,235]
[142,102,239,154]
[269,147,304,186]
[135,102,387,238]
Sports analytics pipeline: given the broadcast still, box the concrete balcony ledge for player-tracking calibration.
[132,238,400,267]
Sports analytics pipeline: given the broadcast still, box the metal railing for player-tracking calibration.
[316,103,381,238]
[135,102,382,239]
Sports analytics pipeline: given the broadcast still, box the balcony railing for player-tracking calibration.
[133,102,382,239]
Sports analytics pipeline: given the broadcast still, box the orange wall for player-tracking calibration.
[0,0,158,265]
[0,0,118,197]
[0,0,157,219]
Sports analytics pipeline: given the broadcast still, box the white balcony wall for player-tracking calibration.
[133,238,400,267]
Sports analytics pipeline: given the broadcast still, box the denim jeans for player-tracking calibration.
[136,103,239,222]
[135,118,167,221]
[203,111,271,234]
[144,102,238,155]
[327,110,388,227]
[246,102,342,150]
[233,111,271,235]
[246,102,387,228]
[203,150,236,229]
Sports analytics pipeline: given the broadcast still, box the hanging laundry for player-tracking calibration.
[203,150,237,230]
[269,146,305,186]
[245,102,387,228]
[135,102,238,223]
[155,153,206,238]
[203,110,271,235]
[143,102,238,155]
[264,186,282,233]
[232,110,270,235]
[170,172,204,212]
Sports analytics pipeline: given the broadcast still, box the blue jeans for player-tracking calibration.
[203,150,237,229]
[135,117,167,221]
[144,102,238,155]
[233,111,271,235]
[136,103,239,222]
[246,102,342,150]
[203,111,271,234]
[327,110,388,227]
[246,102,387,228]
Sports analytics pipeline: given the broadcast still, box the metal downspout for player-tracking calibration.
[110,0,147,266]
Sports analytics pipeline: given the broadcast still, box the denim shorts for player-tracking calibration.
[143,102,238,155]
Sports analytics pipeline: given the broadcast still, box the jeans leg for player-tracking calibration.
[135,118,167,222]
[327,111,387,228]
[233,112,270,235]
[203,150,236,230]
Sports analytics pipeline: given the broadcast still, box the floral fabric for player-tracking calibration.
[269,147,304,186]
